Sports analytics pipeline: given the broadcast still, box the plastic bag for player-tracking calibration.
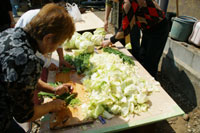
[188,21,200,47]
[66,3,82,22]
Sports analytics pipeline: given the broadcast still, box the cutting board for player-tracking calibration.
[49,72,93,130]
[55,71,83,84]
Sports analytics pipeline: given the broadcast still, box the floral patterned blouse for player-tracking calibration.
[0,28,44,131]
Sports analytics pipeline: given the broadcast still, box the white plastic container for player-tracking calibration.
[189,21,200,47]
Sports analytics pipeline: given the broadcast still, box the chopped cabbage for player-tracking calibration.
[80,52,159,119]
[102,110,114,119]
[125,43,132,49]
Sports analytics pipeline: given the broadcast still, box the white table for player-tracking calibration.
[40,41,184,133]
[75,11,104,32]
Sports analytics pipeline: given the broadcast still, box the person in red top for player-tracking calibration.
[102,0,169,77]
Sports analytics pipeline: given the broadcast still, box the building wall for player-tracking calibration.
[167,0,200,19]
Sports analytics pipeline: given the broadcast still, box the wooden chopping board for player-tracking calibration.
[55,70,83,84]
[49,71,93,130]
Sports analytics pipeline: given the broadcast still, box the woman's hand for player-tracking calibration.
[29,99,66,122]
[101,40,113,47]
[55,83,73,95]
[49,99,66,112]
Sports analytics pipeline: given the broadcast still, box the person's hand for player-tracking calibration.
[49,99,66,112]
[55,83,73,95]
[104,20,109,32]
[48,63,59,71]
[59,60,74,69]
[101,40,113,47]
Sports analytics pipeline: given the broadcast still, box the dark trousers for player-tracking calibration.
[6,119,25,133]
[130,25,141,61]
[139,19,169,77]
[115,25,141,60]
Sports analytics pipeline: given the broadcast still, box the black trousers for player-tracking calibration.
[130,25,141,61]
[115,25,141,56]
[6,119,25,133]
[139,19,169,77]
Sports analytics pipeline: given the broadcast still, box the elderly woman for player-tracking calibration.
[15,0,73,82]
[0,3,75,132]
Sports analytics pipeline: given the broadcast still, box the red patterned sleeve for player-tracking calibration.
[110,0,137,44]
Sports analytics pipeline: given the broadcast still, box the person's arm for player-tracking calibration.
[110,0,133,43]
[13,82,67,123]
[102,0,134,46]
[28,99,66,122]
[37,78,55,93]
[57,47,73,68]
[37,79,72,95]
[57,47,64,64]
[8,11,15,27]
[104,0,112,32]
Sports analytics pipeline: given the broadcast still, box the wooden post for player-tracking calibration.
[176,0,179,16]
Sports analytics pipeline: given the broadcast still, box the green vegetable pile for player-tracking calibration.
[64,54,74,65]
[103,47,134,65]
[61,67,71,73]
[74,53,91,74]
[64,53,92,74]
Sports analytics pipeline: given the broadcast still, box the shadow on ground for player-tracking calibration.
[159,48,196,113]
